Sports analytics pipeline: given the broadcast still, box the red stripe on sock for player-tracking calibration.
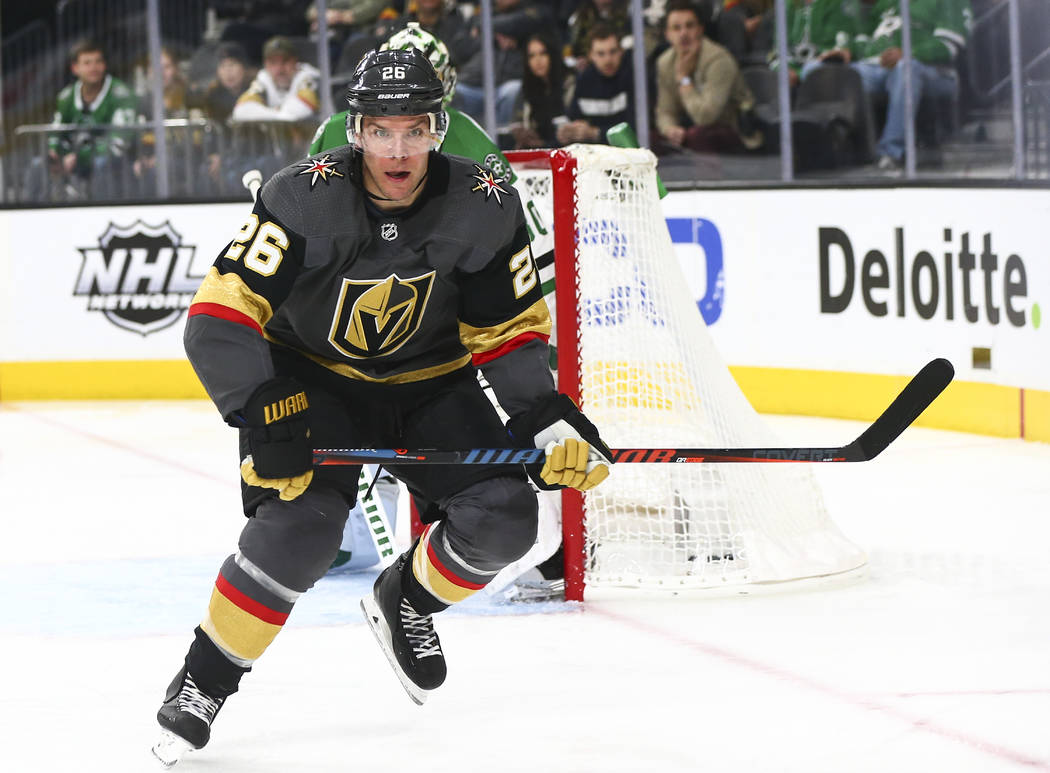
[214,572,289,626]
[424,535,486,591]
[188,302,263,335]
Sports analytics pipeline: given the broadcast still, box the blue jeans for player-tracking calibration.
[851,59,958,161]
[453,80,522,127]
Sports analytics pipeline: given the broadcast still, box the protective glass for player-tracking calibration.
[357,121,439,158]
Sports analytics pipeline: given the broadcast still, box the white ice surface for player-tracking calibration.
[1,401,1048,772]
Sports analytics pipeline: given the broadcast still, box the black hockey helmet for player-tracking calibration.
[345,48,448,151]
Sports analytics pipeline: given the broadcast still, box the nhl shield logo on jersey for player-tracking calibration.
[73,220,204,336]
[380,222,398,241]
[469,164,508,205]
[328,271,435,359]
[296,154,344,188]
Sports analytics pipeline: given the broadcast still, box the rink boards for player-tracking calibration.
[1,185,1047,442]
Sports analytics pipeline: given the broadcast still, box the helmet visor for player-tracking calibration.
[356,118,440,158]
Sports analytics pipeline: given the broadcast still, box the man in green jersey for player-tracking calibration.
[850,0,969,169]
[23,39,138,201]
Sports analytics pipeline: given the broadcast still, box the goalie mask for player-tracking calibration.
[345,48,448,157]
[380,22,457,106]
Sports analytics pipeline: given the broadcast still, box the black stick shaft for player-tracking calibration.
[312,359,954,467]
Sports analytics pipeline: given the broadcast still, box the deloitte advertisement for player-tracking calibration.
[661,187,1049,391]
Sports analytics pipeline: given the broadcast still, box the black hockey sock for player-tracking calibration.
[185,626,251,699]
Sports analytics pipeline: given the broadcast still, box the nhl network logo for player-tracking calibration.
[73,220,204,336]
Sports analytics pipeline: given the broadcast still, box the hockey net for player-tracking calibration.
[507,145,866,601]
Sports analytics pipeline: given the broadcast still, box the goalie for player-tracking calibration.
[153,48,611,767]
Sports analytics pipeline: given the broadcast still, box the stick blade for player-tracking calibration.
[849,358,954,460]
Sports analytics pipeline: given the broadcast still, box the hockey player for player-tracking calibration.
[153,48,611,767]
[309,23,516,185]
[310,23,564,590]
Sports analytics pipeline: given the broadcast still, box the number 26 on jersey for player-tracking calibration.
[224,215,289,277]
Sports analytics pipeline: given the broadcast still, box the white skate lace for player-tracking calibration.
[177,673,222,724]
[399,599,442,659]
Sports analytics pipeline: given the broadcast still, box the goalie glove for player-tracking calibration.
[234,378,314,501]
[507,393,612,492]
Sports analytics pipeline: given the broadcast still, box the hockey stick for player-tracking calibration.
[242,168,263,202]
[313,358,954,466]
[356,465,397,568]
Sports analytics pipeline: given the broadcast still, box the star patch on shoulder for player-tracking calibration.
[297,154,344,188]
[470,164,508,205]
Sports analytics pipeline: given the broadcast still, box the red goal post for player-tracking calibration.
[506,149,588,600]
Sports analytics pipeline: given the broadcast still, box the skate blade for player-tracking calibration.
[360,596,429,706]
[152,729,194,769]
[504,578,565,603]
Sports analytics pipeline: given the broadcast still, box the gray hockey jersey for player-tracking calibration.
[184,147,553,419]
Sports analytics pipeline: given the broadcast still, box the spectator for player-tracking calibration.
[193,42,256,125]
[558,23,634,144]
[191,42,257,193]
[770,0,862,87]
[850,0,969,170]
[307,0,389,61]
[512,32,573,148]
[232,36,321,122]
[232,35,322,182]
[654,0,759,154]
[22,39,137,201]
[453,0,550,127]
[569,0,631,66]
[717,0,774,65]
[371,0,474,69]
[134,46,194,195]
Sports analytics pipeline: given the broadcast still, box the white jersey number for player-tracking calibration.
[509,246,537,298]
[223,214,289,276]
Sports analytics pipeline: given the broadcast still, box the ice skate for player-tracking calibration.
[360,553,446,705]
[507,545,565,602]
[505,569,566,602]
[152,666,226,768]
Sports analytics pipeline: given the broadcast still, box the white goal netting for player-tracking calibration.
[513,145,866,596]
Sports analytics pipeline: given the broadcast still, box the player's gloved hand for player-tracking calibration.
[236,378,314,501]
[507,393,612,491]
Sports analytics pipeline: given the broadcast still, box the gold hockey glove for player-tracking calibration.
[240,457,314,501]
[507,394,612,492]
[236,378,314,501]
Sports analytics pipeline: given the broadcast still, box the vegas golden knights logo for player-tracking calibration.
[328,271,435,358]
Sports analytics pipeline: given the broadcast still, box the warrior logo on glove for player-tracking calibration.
[264,391,308,424]
[237,378,315,501]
